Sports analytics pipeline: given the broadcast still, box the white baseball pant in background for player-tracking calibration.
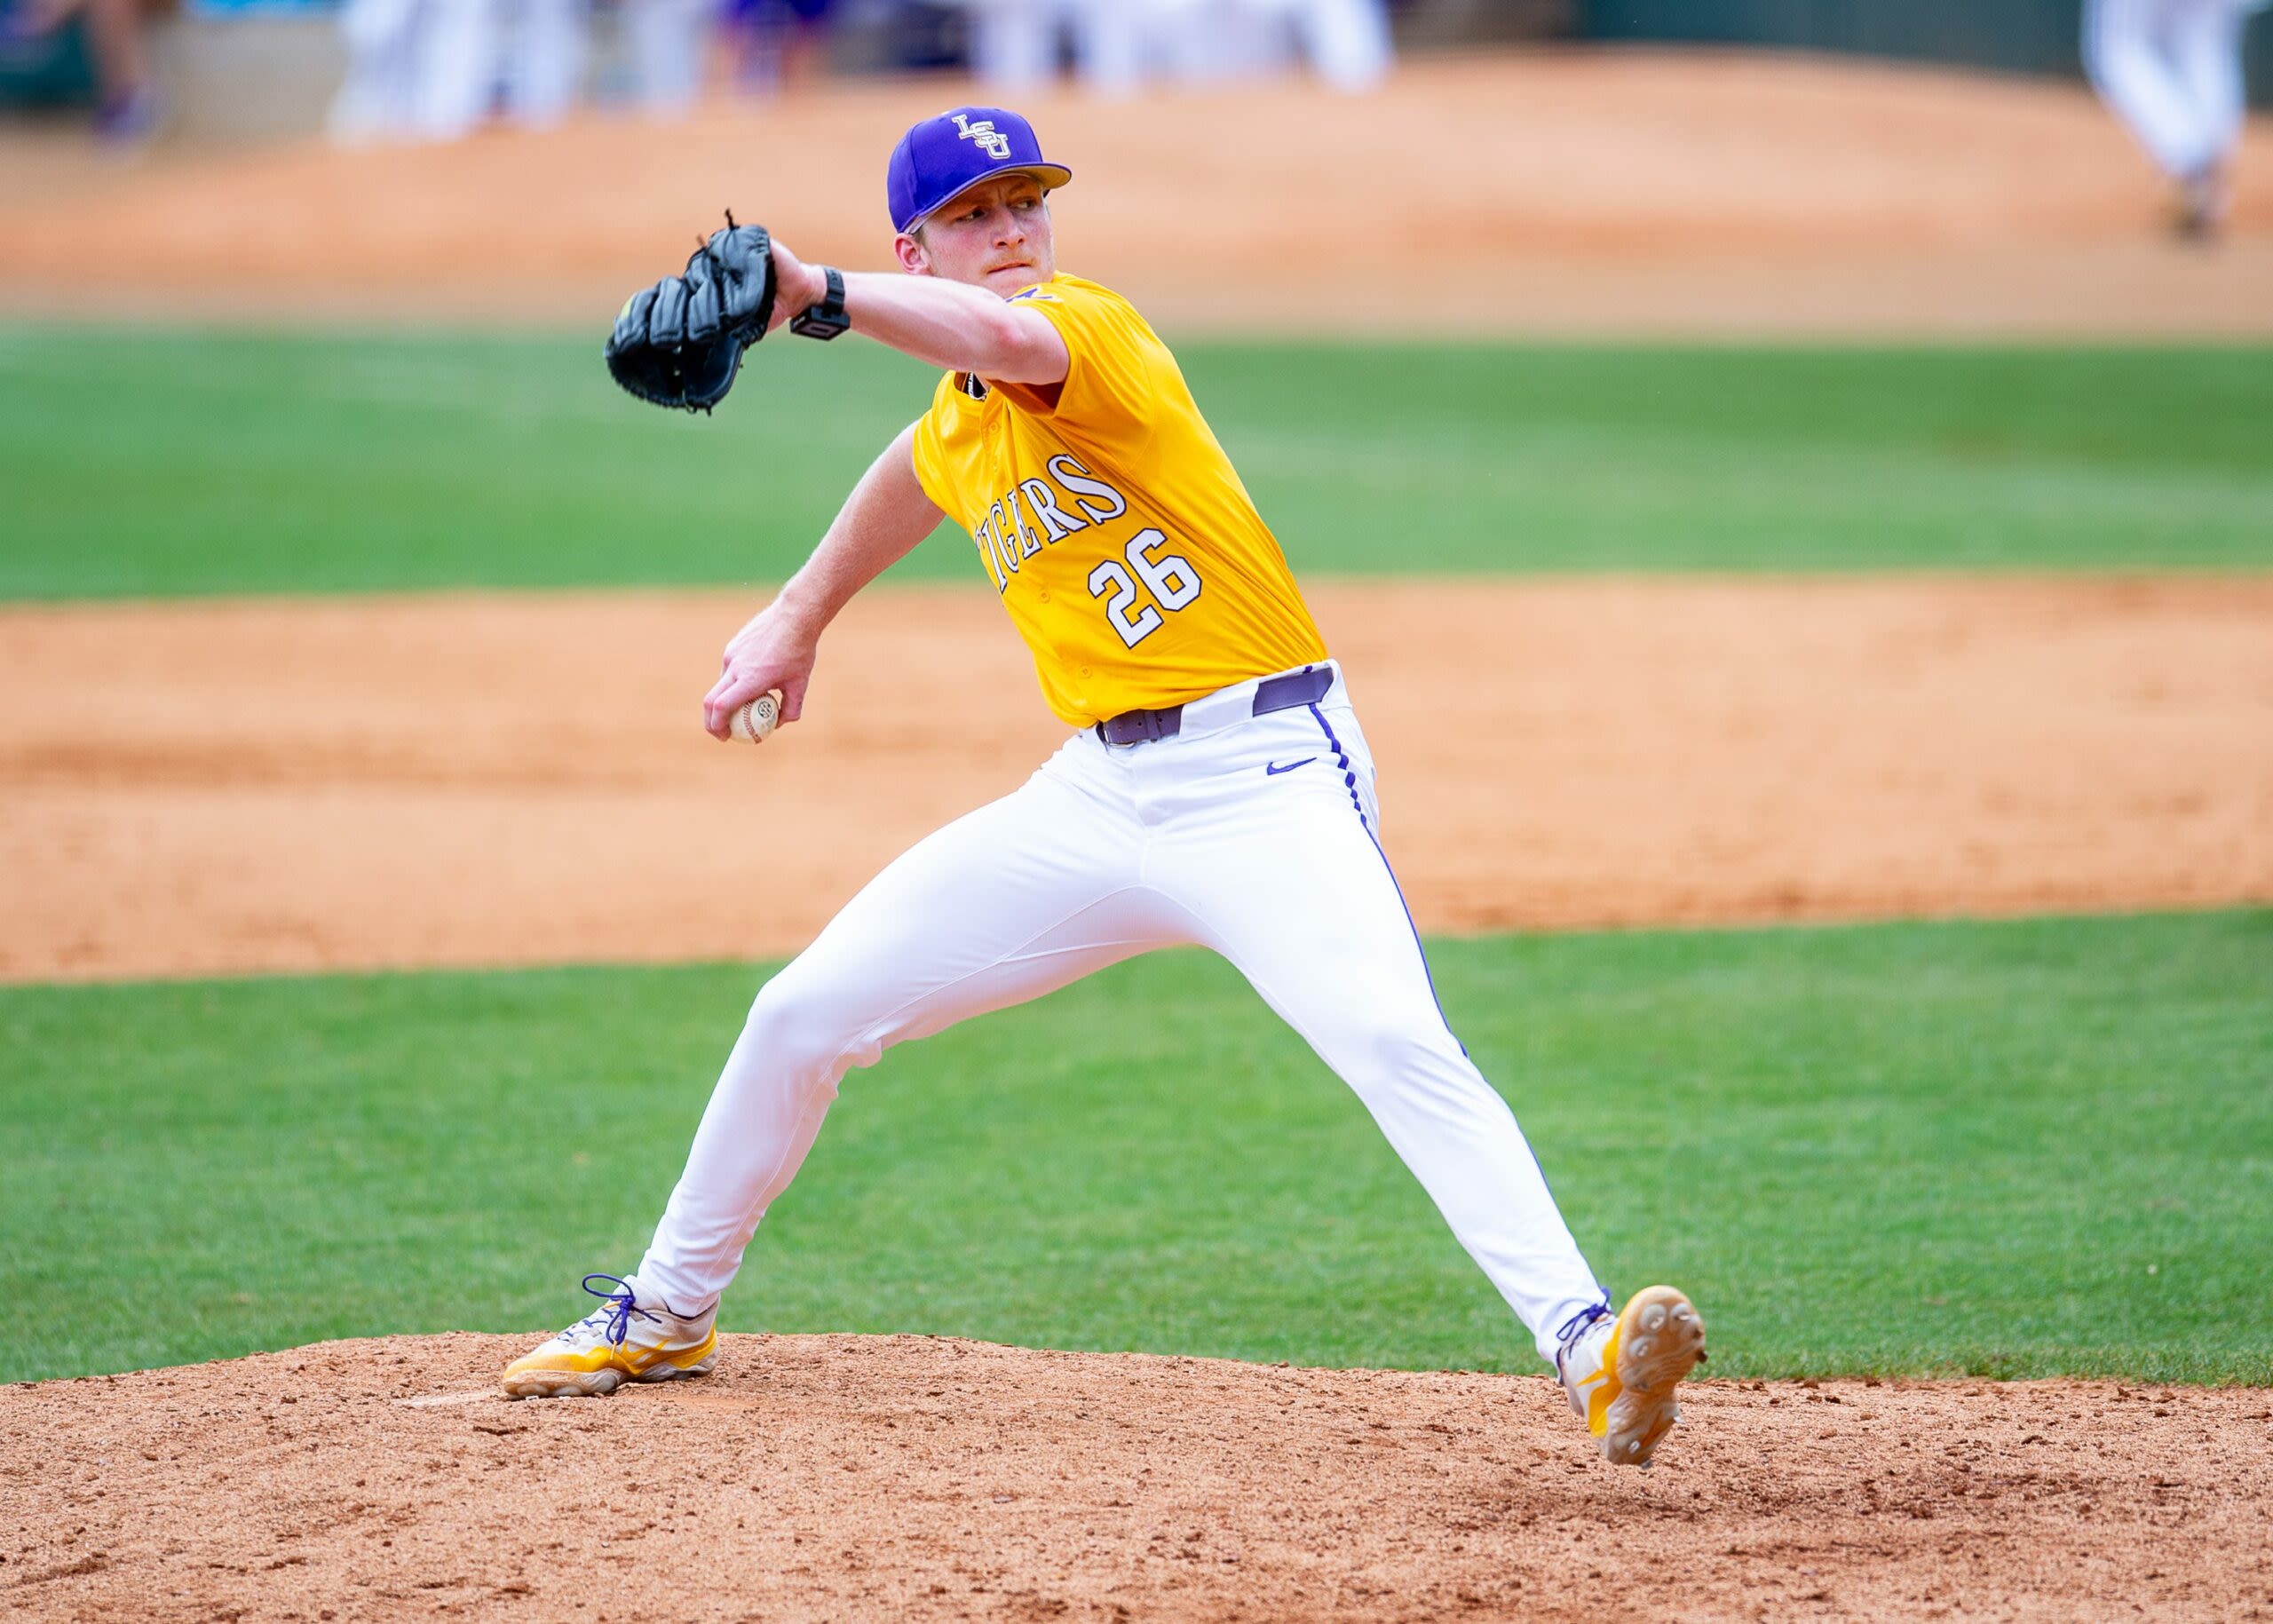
[329,0,424,144]
[626,0,716,116]
[329,0,590,144]
[636,663,1609,1366]
[1143,0,1390,90]
[2085,0,2255,178]
[964,0,1391,94]
[968,0,1147,95]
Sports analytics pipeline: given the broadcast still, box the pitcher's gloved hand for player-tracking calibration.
[605,217,778,413]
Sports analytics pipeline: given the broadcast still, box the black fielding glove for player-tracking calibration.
[606,217,778,413]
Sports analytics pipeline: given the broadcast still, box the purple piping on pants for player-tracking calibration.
[1307,703,1464,1053]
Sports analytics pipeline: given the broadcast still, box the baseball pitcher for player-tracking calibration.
[503,107,1707,1468]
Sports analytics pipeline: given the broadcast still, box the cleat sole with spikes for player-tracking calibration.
[1598,1285,1707,1468]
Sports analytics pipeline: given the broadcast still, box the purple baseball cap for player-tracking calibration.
[886,107,1072,234]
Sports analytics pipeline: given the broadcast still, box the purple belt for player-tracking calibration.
[1094,666,1332,748]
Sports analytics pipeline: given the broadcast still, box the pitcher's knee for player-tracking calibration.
[741,978,874,1097]
[1328,1018,1469,1105]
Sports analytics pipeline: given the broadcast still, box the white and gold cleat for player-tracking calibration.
[502,1273,718,1399]
[1556,1285,1707,1468]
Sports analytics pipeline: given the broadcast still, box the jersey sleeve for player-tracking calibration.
[990,278,1156,431]
[907,376,961,519]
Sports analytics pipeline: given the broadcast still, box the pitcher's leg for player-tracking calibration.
[1156,712,1605,1366]
[637,762,1176,1307]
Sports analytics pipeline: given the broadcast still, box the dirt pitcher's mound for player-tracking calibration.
[4,1335,2269,1622]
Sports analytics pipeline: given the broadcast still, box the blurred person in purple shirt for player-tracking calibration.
[722,0,833,95]
[6,0,168,142]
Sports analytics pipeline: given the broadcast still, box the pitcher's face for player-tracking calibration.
[897,172,1057,297]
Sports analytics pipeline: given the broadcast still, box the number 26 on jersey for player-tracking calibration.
[1088,527,1202,648]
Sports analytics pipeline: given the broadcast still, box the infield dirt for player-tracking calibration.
[5,1334,2269,1622]
[6,576,2271,983]
[2,51,2270,336]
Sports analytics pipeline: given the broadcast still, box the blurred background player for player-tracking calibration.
[719,0,834,99]
[330,0,587,144]
[630,0,717,114]
[1144,0,1390,91]
[327,0,414,142]
[326,0,1392,146]
[964,0,1144,96]
[3,0,166,142]
[964,0,1391,95]
[2085,0,2266,236]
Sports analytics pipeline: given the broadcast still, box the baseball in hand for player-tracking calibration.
[729,690,782,744]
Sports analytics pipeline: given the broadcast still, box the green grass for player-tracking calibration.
[5,911,2268,1386]
[4,330,2269,598]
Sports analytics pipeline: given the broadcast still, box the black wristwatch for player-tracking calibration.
[789,266,850,341]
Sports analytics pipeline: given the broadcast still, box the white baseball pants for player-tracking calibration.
[1142,0,1391,90]
[636,663,1607,1366]
[626,0,713,116]
[969,0,1147,96]
[2085,0,2253,178]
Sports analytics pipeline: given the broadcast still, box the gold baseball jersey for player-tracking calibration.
[908,273,1327,727]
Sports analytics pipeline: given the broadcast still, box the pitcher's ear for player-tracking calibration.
[894,230,931,276]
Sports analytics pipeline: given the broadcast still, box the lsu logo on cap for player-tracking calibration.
[951,113,1013,161]
[887,107,1073,234]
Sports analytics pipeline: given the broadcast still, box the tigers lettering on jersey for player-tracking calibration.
[909,274,1327,727]
[969,455,1127,590]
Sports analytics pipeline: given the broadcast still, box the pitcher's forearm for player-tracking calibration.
[772,424,942,633]
[776,257,1068,384]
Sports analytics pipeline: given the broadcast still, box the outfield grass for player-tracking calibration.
[5,911,2267,1387]
[4,330,2269,598]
